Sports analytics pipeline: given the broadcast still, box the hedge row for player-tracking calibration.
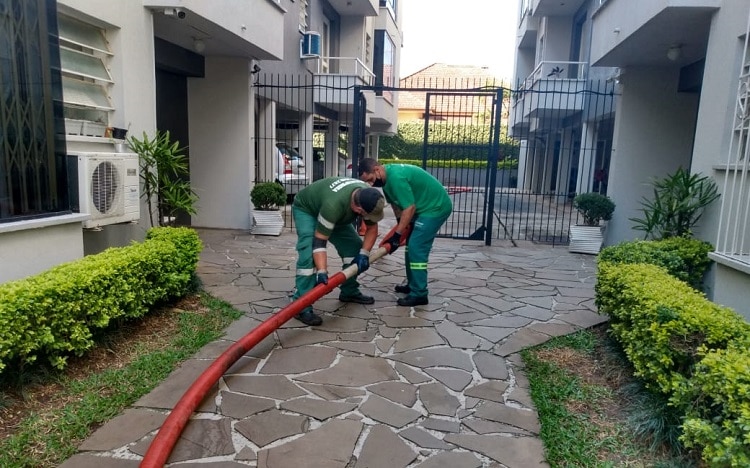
[0,227,202,372]
[598,236,713,290]
[379,121,520,161]
[596,254,750,466]
[378,158,518,170]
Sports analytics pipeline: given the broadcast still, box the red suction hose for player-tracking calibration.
[140,245,392,467]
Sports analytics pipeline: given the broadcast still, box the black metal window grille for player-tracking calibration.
[0,0,68,223]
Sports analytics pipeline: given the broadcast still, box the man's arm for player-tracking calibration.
[394,204,416,235]
[312,232,329,272]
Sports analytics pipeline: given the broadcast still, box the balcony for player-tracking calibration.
[313,57,375,115]
[510,61,588,136]
[144,0,285,60]
[532,0,587,17]
[590,0,719,68]
[328,0,378,17]
[517,3,537,49]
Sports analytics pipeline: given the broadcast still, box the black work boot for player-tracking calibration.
[397,295,428,307]
[295,308,322,326]
[394,284,411,294]
[338,292,375,304]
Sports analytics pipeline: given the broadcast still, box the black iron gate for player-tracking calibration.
[353,78,615,247]
[254,73,615,245]
[353,85,505,245]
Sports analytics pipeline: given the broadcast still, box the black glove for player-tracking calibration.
[353,251,370,273]
[384,231,402,254]
[315,271,328,286]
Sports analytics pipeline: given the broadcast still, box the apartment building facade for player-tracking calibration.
[0,0,401,283]
[513,0,750,317]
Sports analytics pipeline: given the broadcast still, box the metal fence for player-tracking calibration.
[254,74,616,246]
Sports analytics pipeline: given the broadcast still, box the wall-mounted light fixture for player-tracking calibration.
[667,45,682,62]
[193,38,206,53]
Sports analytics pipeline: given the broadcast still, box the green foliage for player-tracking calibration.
[379,121,520,162]
[599,237,713,290]
[128,130,199,227]
[250,181,286,210]
[595,261,750,466]
[0,293,241,467]
[573,192,616,226]
[596,263,750,395]
[630,168,719,240]
[676,345,750,467]
[0,227,202,373]
[377,158,518,170]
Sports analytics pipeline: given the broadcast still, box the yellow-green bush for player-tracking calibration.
[677,345,750,467]
[596,262,750,465]
[0,227,202,372]
[598,237,713,289]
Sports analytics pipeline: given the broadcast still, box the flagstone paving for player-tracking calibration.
[60,227,605,468]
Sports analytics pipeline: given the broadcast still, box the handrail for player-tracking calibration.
[315,56,375,85]
[522,60,588,89]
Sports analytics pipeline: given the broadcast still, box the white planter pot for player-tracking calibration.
[251,210,284,236]
[569,224,604,255]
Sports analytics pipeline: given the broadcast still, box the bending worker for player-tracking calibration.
[291,177,385,326]
[358,158,452,307]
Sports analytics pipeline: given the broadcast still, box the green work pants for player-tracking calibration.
[405,214,449,298]
[292,206,363,304]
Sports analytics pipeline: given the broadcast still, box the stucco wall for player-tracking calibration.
[605,67,699,245]
[189,57,255,229]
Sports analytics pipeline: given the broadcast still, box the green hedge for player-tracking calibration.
[598,237,713,289]
[0,227,202,372]
[595,262,750,465]
[377,158,518,170]
[379,121,520,161]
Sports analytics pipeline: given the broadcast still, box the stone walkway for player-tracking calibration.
[60,227,605,468]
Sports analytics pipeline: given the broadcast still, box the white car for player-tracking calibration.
[275,146,308,196]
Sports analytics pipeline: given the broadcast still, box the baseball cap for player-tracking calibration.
[356,188,384,222]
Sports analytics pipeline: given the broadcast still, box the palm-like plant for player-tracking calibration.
[630,168,719,240]
[128,131,198,227]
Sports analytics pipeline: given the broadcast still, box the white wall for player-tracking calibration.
[606,67,699,245]
[0,218,85,283]
[189,57,255,229]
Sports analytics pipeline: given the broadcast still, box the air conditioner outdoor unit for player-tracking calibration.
[68,152,140,229]
[300,31,321,58]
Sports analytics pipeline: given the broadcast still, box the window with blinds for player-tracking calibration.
[57,15,113,126]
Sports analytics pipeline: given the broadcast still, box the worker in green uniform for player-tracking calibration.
[291,177,385,326]
[358,158,452,307]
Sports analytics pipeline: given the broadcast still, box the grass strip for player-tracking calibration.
[0,293,242,468]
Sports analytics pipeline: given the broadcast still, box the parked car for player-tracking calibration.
[275,146,308,196]
[313,146,353,178]
[276,143,305,171]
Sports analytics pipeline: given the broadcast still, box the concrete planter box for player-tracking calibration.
[569,224,604,255]
[251,210,284,236]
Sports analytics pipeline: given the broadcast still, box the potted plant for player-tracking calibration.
[250,181,286,235]
[569,192,615,254]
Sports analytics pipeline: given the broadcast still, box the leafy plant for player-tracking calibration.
[128,131,198,227]
[630,168,719,240]
[573,192,616,226]
[250,181,286,211]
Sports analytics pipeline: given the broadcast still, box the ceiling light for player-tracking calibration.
[667,45,681,62]
[193,38,205,53]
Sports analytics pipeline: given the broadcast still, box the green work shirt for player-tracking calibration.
[293,177,372,237]
[383,164,453,217]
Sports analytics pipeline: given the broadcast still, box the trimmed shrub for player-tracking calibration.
[0,227,202,372]
[676,345,750,467]
[595,263,750,395]
[598,237,713,289]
